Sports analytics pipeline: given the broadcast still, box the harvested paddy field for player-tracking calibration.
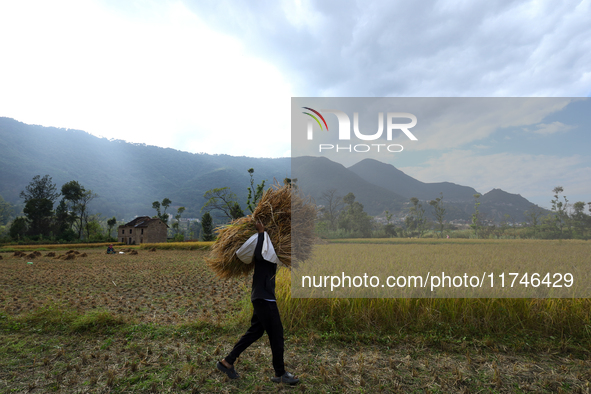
[0,249,246,325]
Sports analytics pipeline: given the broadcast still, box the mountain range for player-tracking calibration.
[0,117,544,223]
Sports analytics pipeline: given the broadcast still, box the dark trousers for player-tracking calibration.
[225,299,285,377]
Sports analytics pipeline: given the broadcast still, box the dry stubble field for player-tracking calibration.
[1,244,591,393]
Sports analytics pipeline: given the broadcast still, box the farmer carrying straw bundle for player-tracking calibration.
[209,183,315,385]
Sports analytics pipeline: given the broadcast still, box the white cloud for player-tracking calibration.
[182,0,591,97]
[526,121,575,134]
[402,98,575,151]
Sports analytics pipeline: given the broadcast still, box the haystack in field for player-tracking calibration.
[45,252,56,257]
[207,184,317,279]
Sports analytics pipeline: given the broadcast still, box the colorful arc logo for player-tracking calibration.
[302,107,329,131]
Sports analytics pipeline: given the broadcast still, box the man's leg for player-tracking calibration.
[252,300,285,377]
[224,306,265,366]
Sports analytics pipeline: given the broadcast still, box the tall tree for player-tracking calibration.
[524,205,544,238]
[429,192,446,238]
[408,197,427,238]
[470,194,482,238]
[230,202,245,220]
[551,186,569,238]
[172,206,186,236]
[202,187,243,221]
[246,168,266,213]
[20,175,60,237]
[0,195,14,225]
[107,217,118,240]
[84,214,104,240]
[383,210,396,237]
[320,189,343,231]
[338,193,372,237]
[61,181,98,239]
[9,217,28,240]
[152,198,172,223]
[571,201,589,238]
[20,175,60,203]
[201,212,215,241]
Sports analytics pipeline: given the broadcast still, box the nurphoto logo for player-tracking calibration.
[302,107,418,153]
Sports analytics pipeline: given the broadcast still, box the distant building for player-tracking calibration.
[118,216,168,244]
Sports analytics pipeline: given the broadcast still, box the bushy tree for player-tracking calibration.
[201,212,215,241]
[9,217,28,240]
[571,201,590,238]
[20,175,60,203]
[407,197,427,237]
[0,195,14,225]
[19,175,60,237]
[230,202,245,219]
[524,205,544,238]
[338,193,372,237]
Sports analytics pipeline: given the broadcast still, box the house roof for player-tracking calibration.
[119,216,169,228]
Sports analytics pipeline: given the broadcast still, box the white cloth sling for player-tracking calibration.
[235,231,280,265]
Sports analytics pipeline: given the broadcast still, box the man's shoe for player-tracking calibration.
[271,371,299,385]
[216,361,239,379]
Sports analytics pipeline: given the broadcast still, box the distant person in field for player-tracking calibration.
[107,244,115,254]
[216,220,299,385]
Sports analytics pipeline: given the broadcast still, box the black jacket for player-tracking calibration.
[250,232,277,301]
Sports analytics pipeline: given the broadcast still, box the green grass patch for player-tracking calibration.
[70,309,129,333]
[2,305,130,334]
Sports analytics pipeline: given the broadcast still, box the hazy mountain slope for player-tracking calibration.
[0,117,545,223]
[479,188,539,223]
[292,156,406,215]
[348,158,478,201]
[0,117,289,219]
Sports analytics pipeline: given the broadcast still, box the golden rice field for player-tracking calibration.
[280,239,591,336]
[292,238,591,298]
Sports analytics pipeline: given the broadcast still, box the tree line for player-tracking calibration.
[3,172,589,243]
[4,175,115,242]
[315,187,591,240]
[0,167,270,243]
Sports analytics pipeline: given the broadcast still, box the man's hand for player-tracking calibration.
[255,220,264,233]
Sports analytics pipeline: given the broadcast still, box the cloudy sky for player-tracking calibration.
[1,0,590,207]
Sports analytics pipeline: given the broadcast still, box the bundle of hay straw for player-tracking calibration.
[207,183,317,279]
